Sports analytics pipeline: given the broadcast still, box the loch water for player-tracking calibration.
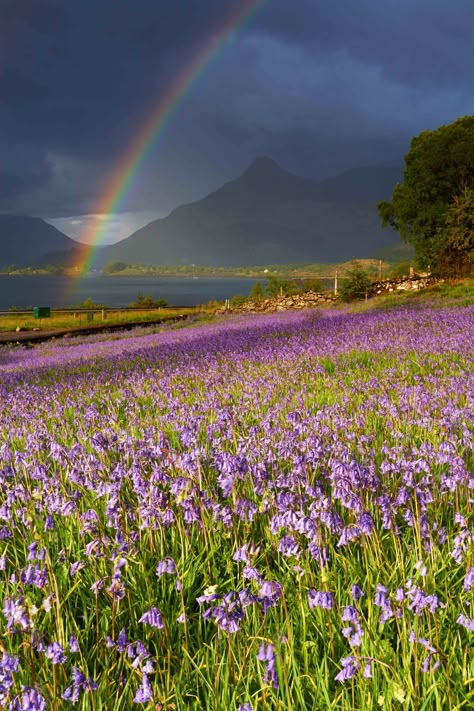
[0,275,262,310]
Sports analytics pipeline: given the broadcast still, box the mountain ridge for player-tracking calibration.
[0,215,81,269]
[99,157,403,267]
[0,158,405,270]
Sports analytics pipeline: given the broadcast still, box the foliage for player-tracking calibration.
[439,187,474,275]
[265,276,324,298]
[389,260,412,278]
[248,280,265,302]
[74,296,105,309]
[230,293,247,308]
[299,277,323,293]
[266,275,300,297]
[339,261,372,301]
[128,291,168,308]
[378,115,474,275]
[103,260,129,274]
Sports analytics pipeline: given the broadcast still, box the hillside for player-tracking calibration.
[0,215,81,269]
[100,157,403,267]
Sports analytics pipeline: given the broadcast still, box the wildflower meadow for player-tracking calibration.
[0,303,473,710]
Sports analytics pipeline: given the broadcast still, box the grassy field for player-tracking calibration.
[0,294,473,709]
[0,307,202,333]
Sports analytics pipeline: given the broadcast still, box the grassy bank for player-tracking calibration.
[0,307,203,333]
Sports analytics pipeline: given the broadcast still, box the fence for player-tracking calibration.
[0,305,194,326]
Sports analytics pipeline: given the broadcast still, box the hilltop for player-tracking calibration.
[99,157,403,267]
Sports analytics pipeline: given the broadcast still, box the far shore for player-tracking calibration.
[0,258,388,280]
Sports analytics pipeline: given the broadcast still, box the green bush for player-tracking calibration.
[248,281,265,302]
[339,261,372,301]
[266,275,299,297]
[389,261,412,279]
[230,294,247,308]
[75,297,106,309]
[128,291,168,308]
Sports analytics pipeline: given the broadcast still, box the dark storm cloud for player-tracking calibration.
[255,0,474,91]
[0,0,473,222]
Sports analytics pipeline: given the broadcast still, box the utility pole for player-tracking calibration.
[379,259,382,281]
[334,271,338,296]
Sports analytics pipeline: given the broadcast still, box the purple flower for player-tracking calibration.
[422,654,441,673]
[258,580,283,612]
[3,596,30,631]
[69,636,80,653]
[27,542,45,561]
[351,585,364,601]
[116,628,129,652]
[0,653,19,705]
[133,674,153,703]
[342,606,359,623]
[307,590,334,610]
[464,567,474,591]
[45,641,67,665]
[155,557,176,577]
[358,512,374,535]
[242,566,262,582]
[457,614,474,632]
[257,643,279,688]
[139,607,164,629]
[335,656,360,683]
[9,686,47,710]
[70,561,86,577]
[62,666,97,704]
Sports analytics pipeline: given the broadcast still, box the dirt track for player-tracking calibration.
[0,314,190,346]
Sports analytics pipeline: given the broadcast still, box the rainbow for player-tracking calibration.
[74,0,265,278]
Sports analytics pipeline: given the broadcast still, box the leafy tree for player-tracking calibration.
[265,276,299,298]
[378,115,474,275]
[339,261,372,301]
[128,291,168,308]
[103,261,129,274]
[440,187,474,275]
[248,281,265,302]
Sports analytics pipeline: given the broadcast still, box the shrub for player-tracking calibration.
[248,281,265,302]
[339,261,372,301]
[230,294,246,308]
[389,261,412,279]
[129,291,168,308]
[266,276,299,297]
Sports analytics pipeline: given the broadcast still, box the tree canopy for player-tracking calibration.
[378,116,474,276]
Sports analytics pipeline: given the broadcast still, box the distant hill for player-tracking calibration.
[100,157,404,268]
[0,215,82,269]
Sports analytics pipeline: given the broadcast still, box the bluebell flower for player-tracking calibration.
[139,607,164,629]
[133,674,153,703]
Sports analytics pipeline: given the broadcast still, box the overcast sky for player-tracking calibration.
[1,0,473,244]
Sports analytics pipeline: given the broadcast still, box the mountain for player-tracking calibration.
[101,157,404,267]
[0,215,81,268]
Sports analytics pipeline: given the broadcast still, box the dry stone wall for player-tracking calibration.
[223,276,437,314]
[229,290,337,313]
[370,275,436,295]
